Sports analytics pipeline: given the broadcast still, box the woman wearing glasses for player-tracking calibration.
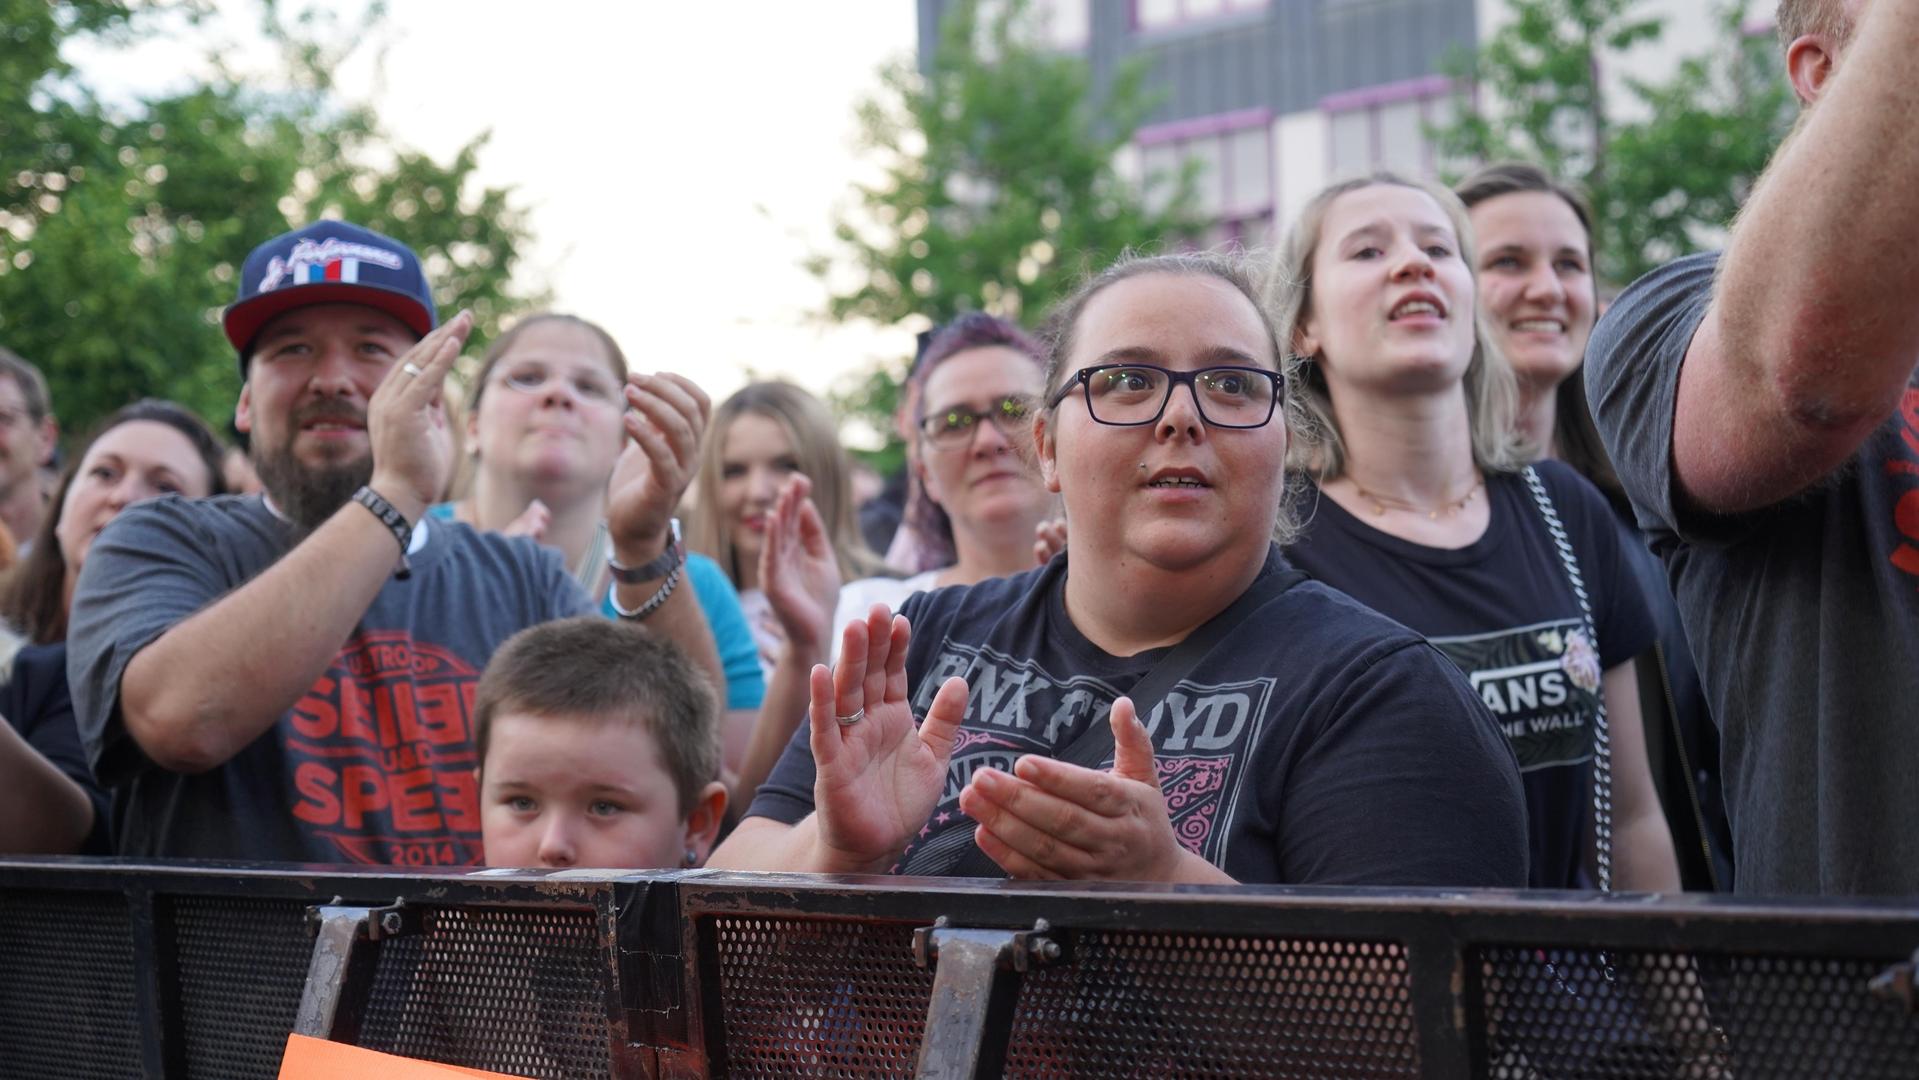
[435,313,763,728]
[1272,176,1679,892]
[829,314,1056,654]
[709,252,1527,886]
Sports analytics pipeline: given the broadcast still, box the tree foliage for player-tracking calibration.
[1435,0,1794,285]
[810,0,1200,451]
[0,0,541,439]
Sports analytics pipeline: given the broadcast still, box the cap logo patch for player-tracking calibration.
[260,237,407,291]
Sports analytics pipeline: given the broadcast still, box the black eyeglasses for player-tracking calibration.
[918,395,1031,448]
[1046,364,1282,428]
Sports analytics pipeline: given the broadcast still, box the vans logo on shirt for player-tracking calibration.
[1432,619,1599,773]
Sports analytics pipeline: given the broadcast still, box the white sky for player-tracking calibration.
[72,1,922,440]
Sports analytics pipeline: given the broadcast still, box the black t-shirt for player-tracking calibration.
[1285,463,1656,888]
[1586,251,1919,897]
[2,641,109,854]
[748,546,1529,888]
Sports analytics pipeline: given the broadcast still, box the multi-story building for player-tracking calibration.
[916,0,1770,247]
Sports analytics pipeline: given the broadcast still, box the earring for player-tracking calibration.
[682,847,699,868]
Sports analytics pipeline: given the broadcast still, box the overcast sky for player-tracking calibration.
[77,1,921,438]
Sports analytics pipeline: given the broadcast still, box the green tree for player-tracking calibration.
[0,0,540,439]
[810,0,1201,458]
[1436,0,1794,284]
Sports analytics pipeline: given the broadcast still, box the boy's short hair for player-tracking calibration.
[474,617,719,814]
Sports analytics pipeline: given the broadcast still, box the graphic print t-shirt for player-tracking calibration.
[67,494,592,864]
[1587,251,1919,897]
[750,548,1530,888]
[1285,463,1655,889]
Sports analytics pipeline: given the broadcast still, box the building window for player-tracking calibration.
[1321,75,1458,179]
[1134,0,1269,33]
[1138,108,1274,249]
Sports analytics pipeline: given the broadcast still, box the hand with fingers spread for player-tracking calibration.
[502,498,550,541]
[758,474,841,659]
[367,310,473,521]
[958,695,1232,884]
[1032,517,1068,566]
[806,605,969,873]
[608,372,711,559]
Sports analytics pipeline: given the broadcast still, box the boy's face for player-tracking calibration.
[480,711,703,870]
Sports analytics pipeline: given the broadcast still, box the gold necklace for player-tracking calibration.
[1350,478,1485,520]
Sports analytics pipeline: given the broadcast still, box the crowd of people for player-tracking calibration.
[0,0,1910,899]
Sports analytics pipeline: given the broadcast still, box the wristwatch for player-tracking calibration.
[608,518,682,584]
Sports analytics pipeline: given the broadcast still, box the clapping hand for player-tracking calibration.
[368,310,472,520]
[807,605,968,874]
[758,474,841,659]
[958,696,1215,883]
[607,372,710,560]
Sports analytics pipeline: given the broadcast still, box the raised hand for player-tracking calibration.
[368,310,472,520]
[1033,516,1068,566]
[607,372,710,559]
[958,695,1217,883]
[808,604,968,874]
[758,474,841,658]
[502,498,550,541]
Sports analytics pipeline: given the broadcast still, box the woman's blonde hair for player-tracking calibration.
[686,381,890,585]
[1265,172,1529,480]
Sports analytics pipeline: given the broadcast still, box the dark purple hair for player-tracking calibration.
[902,312,1046,569]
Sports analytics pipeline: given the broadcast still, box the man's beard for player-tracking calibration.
[252,405,374,539]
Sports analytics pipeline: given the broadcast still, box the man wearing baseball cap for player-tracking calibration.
[65,220,722,864]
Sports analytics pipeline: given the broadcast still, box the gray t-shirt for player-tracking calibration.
[67,494,593,865]
[1586,251,1919,897]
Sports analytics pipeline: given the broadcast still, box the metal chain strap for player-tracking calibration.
[1521,466,1615,893]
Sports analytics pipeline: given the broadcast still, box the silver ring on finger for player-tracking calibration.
[401,361,425,378]
[835,707,865,727]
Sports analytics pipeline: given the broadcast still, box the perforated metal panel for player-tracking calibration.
[356,906,612,1079]
[710,915,935,1076]
[1005,931,1420,1078]
[0,889,142,1078]
[170,895,313,1079]
[1476,945,1919,1078]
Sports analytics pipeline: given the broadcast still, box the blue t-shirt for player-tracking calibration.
[750,546,1528,887]
[426,504,764,711]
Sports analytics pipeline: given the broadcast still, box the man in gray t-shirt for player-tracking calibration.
[1585,0,1917,897]
[67,221,720,864]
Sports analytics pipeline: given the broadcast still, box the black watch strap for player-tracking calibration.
[608,517,683,584]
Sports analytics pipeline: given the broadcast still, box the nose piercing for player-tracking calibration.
[1138,463,1147,472]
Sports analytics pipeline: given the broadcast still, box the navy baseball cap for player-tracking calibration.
[223,220,438,378]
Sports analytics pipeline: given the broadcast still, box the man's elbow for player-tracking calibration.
[121,700,231,775]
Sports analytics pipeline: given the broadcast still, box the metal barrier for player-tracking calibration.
[2,859,1916,1078]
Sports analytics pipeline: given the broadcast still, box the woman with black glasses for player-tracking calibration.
[709,252,1527,887]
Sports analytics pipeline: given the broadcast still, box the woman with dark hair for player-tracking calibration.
[710,251,1526,889]
[828,313,1057,650]
[1456,161,1733,890]
[0,399,227,853]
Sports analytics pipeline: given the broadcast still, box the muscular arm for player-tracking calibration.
[118,498,409,774]
[0,718,94,854]
[1677,0,1919,512]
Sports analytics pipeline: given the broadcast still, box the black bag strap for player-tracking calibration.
[945,563,1305,877]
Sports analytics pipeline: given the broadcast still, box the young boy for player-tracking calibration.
[476,617,727,870]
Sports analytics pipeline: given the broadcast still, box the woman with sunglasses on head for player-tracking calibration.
[1273,174,1678,893]
[709,251,1526,887]
[434,313,759,731]
[0,400,228,853]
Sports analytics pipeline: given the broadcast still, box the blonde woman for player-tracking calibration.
[1273,174,1678,892]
